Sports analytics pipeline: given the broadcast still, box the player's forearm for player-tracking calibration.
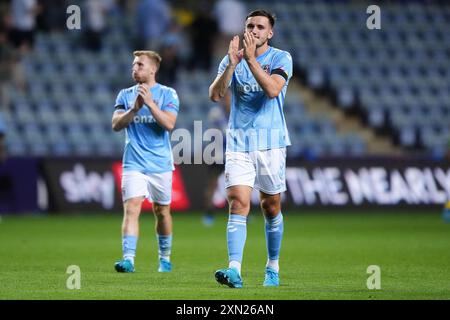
[112,109,136,131]
[147,103,176,131]
[209,65,235,102]
[246,58,282,99]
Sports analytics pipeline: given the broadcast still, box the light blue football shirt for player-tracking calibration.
[114,83,179,173]
[217,46,293,152]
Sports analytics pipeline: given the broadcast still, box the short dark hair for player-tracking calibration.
[246,9,276,27]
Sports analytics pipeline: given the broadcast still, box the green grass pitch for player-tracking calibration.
[0,211,449,300]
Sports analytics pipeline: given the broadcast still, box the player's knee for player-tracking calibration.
[153,203,171,218]
[124,197,143,217]
[124,209,140,221]
[260,197,280,216]
[228,197,250,213]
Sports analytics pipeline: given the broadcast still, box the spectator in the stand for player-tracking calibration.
[83,0,112,52]
[9,0,40,53]
[157,20,187,86]
[35,0,68,33]
[188,4,218,71]
[213,0,246,37]
[0,23,21,110]
[119,0,137,15]
[135,0,171,51]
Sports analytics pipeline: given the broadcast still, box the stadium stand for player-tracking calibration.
[2,1,449,159]
[260,0,450,158]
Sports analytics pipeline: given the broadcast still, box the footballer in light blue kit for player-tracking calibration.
[112,51,179,273]
[209,10,293,288]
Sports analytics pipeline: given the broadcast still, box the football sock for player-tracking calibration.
[157,234,172,262]
[122,234,137,264]
[229,260,242,275]
[265,212,283,272]
[266,259,279,273]
[227,214,247,275]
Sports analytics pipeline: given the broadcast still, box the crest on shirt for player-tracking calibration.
[235,64,243,76]
[262,64,270,74]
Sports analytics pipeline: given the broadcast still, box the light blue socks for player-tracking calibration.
[157,234,172,262]
[122,234,138,264]
[227,214,247,274]
[265,212,284,272]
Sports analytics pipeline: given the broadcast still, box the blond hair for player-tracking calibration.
[133,50,162,69]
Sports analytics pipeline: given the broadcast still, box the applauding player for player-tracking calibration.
[209,10,293,288]
[112,51,179,273]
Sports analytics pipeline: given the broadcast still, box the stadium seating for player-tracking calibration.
[255,0,450,156]
[4,1,448,158]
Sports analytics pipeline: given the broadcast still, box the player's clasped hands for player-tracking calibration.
[133,85,153,112]
[228,32,257,67]
[132,93,144,112]
[138,84,153,107]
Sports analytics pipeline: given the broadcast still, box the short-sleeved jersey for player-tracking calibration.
[217,46,293,152]
[114,83,179,174]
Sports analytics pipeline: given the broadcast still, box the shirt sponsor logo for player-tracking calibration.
[236,83,263,93]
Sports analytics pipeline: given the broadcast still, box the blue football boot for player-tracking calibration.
[263,267,279,287]
[114,259,135,273]
[214,267,243,288]
[158,258,172,272]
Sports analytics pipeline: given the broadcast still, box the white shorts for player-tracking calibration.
[224,148,287,195]
[121,170,172,205]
